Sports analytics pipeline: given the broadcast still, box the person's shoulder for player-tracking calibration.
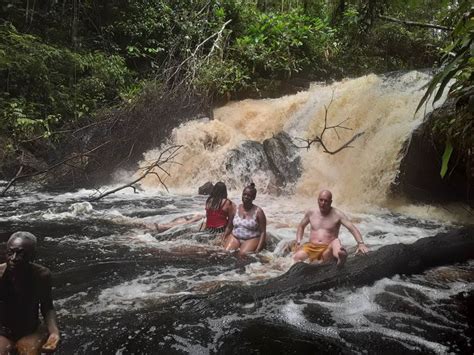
[254,206,266,221]
[332,207,348,219]
[0,263,6,278]
[224,198,235,207]
[31,263,52,279]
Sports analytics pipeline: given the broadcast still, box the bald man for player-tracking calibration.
[293,190,369,266]
[0,232,60,354]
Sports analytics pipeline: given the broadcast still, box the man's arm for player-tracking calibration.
[296,211,311,245]
[38,269,60,352]
[340,212,369,254]
[42,309,60,352]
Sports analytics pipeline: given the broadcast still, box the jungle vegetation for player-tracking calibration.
[0,0,471,188]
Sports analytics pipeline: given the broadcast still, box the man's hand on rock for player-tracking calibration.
[42,333,60,353]
[355,243,369,255]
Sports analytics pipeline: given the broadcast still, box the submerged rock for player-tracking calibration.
[198,181,214,195]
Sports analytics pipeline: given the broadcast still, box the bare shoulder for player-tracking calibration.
[255,205,266,218]
[227,199,237,211]
[32,263,52,279]
[299,208,316,224]
[333,207,349,220]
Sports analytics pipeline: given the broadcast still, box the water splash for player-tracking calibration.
[138,71,443,211]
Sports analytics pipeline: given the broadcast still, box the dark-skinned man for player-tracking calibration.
[0,231,60,354]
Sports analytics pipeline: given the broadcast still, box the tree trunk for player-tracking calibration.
[198,226,474,308]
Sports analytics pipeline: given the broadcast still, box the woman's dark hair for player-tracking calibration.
[206,182,228,210]
[244,182,257,199]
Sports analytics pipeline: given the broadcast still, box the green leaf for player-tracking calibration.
[440,141,453,179]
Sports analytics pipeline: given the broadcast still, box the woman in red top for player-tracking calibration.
[205,182,234,233]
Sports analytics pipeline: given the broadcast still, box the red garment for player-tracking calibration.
[206,206,228,228]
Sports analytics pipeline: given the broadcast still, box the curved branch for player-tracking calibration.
[90,145,182,201]
[378,15,453,31]
[292,90,364,154]
[1,141,111,197]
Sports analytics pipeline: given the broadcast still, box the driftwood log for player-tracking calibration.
[181,226,474,312]
[251,226,474,297]
[57,227,474,353]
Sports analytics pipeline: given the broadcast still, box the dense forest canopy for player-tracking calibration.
[0,0,472,189]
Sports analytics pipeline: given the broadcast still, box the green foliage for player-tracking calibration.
[233,10,335,76]
[0,23,133,145]
[101,0,170,63]
[0,0,470,172]
[192,5,337,95]
[416,5,473,178]
[440,141,453,178]
[417,10,473,112]
[195,59,251,95]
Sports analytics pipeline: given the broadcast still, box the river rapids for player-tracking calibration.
[0,71,472,354]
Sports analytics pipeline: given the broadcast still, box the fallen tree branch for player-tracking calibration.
[292,91,364,154]
[378,15,453,31]
[79,225,474,349]
[165,19,232,88]
[171,227,474,312]
[0,141,111,197]
[251,226,474,299]
[1,165,24,196]
[89,145,183,201]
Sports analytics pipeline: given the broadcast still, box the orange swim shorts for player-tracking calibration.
[301,243,329,262]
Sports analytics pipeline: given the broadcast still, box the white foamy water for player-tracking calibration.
[136,71,455,211]
[39,190,452,318]
[270,264,474,354]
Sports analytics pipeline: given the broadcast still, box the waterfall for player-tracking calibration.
[138,71,443,209]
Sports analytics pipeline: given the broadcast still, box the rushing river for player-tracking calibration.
[0,71,472,354]
[0,189,472,354]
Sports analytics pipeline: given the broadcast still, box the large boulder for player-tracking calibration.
[263,132,302,187]
[393,97,472,205]
[223,132,302,192]
[224,140,275,188]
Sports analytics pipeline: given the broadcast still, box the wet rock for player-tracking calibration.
[374,292,438,322]
[302,303,335,326]
[263,132,302,187]
[340,330,431,354]
[225,140,275,186]
[217,320,345,354]
[394,97,472,205]
[54,226,474,354]
[224,131,302,190]
[198,181,214,195]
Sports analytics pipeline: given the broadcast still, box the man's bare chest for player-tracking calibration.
[309,214,340,231]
